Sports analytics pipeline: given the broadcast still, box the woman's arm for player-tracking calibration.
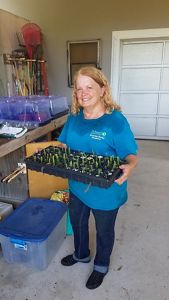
[115,154,138,185]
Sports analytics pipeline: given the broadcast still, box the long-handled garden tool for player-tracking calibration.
[21,23,49,95]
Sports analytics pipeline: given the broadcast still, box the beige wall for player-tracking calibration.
[0,9,28,95]
[1,0,169,102]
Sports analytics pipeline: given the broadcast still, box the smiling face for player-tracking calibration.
[75,75,105,110]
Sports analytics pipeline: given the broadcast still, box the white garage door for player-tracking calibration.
[111,29,169,140]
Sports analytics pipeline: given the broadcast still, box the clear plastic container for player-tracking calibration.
[0,198,67,270]
[0,98,11,120]
[49,95,69,116]
[0,202,13,221]
[0,96,68,128]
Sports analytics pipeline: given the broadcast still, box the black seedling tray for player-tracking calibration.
[25,146,126,188]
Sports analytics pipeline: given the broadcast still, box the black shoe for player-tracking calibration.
[86,270,107,289]
[61,254,90,266]
[61,254,78,266]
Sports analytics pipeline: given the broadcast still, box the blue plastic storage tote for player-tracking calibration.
[0,198,67,270]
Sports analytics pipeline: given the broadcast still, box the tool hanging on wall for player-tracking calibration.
[1,163,26,184]
[21,23,49,96]
[4,54,47,96]
[4,55,32,96]
[3,22,49,96]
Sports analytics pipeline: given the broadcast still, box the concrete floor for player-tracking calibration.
[0,140,169,300]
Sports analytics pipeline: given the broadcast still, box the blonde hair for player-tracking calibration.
[71,66,121,115]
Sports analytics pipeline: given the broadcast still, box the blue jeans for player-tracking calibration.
[69,192,119,273]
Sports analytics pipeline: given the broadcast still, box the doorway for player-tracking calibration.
[111,28,169,140]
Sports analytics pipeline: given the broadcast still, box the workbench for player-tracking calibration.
[0,115,68,206]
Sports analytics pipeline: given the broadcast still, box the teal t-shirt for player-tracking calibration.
[58,109,137,210]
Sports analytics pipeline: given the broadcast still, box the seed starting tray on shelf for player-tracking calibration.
[25,146,126,188]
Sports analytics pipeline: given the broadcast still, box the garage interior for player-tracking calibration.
[0,1,169,300]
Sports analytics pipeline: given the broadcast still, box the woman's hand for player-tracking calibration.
[114,154,138,185]
[57,142,67,148]
[34,147,42,154]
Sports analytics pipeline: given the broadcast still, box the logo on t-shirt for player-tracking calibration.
[90,130,107,140]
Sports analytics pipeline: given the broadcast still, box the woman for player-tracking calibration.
[58,66,138,289]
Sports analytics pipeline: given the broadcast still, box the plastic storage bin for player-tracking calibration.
[49,95,69,117]
[0,97,51,128]
[0,96,68,128]
[18,99,51,123]
[0,202,13,221]
[0,198,67,270]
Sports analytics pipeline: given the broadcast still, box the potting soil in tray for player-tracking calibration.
[25,146,126,188]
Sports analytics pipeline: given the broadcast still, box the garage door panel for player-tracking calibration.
[161,68,169,90]
[121,68,161,91]
[122,43,163,65]
[126,117,156,136]
[163,42,169,64]
[114,37,169,140]
[156,118,169,136]
[158,94,169,114]
[120,93,158,114]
